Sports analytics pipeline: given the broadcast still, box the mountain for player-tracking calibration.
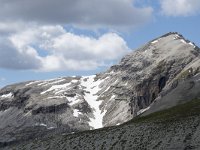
[0,32,200,148]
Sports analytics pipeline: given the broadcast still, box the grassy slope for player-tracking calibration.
[4,98,200,150]
[131,98,200,123]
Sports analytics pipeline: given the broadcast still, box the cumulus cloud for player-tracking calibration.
[0,25,130,71]
[0,37,42,70]
[41,31,130,71]
[0,0,153,29]
[160,0,200,16]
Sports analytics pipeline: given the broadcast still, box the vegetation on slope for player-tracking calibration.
[3,98,200,150]
[131,98,200,123]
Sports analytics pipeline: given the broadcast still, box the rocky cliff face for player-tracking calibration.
[0,32,200,144]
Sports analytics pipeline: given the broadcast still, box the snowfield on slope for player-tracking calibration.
[29,75,109,129]
[81,75,106,129]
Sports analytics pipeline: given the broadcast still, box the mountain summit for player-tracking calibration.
[0,32,200,145]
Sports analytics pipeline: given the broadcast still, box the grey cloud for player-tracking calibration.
[160,0,200,17]
[0,38,42,70]
[0,0,153,28]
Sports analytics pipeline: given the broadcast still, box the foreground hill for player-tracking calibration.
[3,98,200,149]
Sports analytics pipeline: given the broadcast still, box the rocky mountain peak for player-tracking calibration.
[137,32,197,57]
[111,32,199,74]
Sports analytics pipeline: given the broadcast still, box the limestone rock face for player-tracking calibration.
[0,32,200,143]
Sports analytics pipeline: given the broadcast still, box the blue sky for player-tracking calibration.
[0,0,200,87]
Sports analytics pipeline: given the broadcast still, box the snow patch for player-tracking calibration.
[37,79,65,86]
[47,126,56,130]
[81,75,105,129]
[180,39,187,44]
[26,81,41,86]
[137,106,150,115]
[180,39,195,48]
[110,95,116,100]
[151,40,158,44]
[151,38,162,44]
[35,123,47,127]
[1,93,13,98]
[41,82,71,94]
[35,123,56,130]
[71,79,78,83]
[189,42,195,48]
[73,109,82,117]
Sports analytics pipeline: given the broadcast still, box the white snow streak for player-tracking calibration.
[26,81,41,86]
[81,75,105,129]
[1,93,13,98]
[137,106,150,115]
[104,86,111,93]
[71,79,78,83]
[41,82,71,94]
[151,40,158,44]
[35,123,47,127]
[37,78,65,86]
[188,42,195,48]
[35,123,56,130]
[110,95,116,100]
[180,39,195,48]
[180,39,187,44]
[47,126,56,130]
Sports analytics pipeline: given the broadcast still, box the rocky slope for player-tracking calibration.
[0,32,200,145]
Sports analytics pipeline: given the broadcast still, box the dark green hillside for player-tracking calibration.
[3,99,200,150]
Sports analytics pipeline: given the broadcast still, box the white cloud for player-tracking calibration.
[48,32,129,60]
[160,0,200,16]
[0,25,130,71]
